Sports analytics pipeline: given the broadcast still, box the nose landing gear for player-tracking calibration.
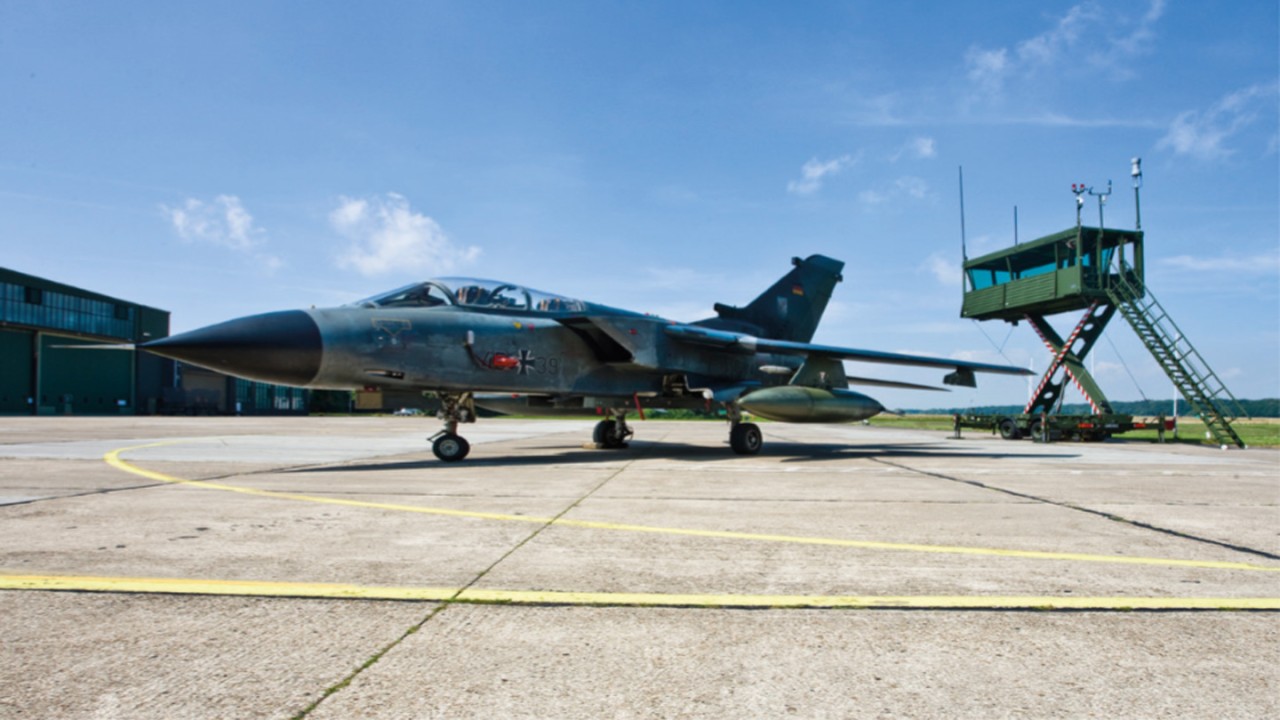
[430,431,471,462]
[431,393,476,462]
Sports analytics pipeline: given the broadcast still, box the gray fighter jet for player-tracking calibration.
[143,255,1030,461]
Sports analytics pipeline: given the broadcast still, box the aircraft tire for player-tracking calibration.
[432,433,471,462]
[592,419,614,445]
[593,419,628,449]
[730,423,763,455]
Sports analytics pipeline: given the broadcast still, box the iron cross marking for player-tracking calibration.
[517,349,536,375]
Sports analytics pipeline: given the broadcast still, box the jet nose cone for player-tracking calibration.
[142,310,322,386]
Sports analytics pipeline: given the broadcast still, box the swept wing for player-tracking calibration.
[663,323,1030,386]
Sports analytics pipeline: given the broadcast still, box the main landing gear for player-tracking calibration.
[426,394,763,461]
[726,403,763,455]
[592,409,633,449]
[430,393,475,462]
[588,402,763,455]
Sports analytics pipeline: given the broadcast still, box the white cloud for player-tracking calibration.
[1108,0,1167,62]
[964,3,1098,97]
[330,197,367,229]
[787,154,856,195]
[858,176,933,209]
[922,251,960,286]
[1156,83,1280,161]
[965,46,1009,95]
[163,195,281,271]
[890,137,937,162]
[833,2,1166,129]
[166,195,259,251]
[964,0,1165,100]
[331,193,479,277]
[1016,2,1097,65]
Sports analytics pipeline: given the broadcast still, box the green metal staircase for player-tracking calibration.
[1106,269,1248,448]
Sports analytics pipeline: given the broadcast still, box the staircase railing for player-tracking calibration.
[1106,268,1247,448]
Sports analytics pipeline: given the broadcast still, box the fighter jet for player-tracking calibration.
[142,255,1031,461]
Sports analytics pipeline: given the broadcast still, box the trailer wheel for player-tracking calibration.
[998,418,1021,440]
[1029,419,1045,442]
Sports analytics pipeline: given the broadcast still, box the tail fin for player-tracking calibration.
[697,255,844,342]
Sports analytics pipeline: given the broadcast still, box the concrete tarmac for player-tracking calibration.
[0,416,1276,719]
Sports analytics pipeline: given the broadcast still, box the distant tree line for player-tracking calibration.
[916,398,1279,418]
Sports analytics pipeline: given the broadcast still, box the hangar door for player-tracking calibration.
[39,334,133,414]
[0,328,34,413]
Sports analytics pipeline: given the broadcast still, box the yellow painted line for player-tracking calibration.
[104,443,1280,574]
[0,573,453,602]
[2,573,1277,610]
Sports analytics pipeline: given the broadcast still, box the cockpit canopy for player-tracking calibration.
[351,278,588,314]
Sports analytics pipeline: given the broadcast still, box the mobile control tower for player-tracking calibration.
[957,160,1247,447]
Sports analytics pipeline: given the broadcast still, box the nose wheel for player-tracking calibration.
[430,392,476,462]
[431,432,471,462]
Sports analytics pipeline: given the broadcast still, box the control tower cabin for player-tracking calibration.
[962,225,1143,322]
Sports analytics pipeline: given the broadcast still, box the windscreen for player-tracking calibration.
[350,282,454,308]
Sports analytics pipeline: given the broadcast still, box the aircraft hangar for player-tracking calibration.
[0,267,311,416]
[0,267,170,415]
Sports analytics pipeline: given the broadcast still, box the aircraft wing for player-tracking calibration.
[663,323,1031,386]
[846,376,949,392]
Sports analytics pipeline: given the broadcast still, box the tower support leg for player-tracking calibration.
[1024,302,1117,416]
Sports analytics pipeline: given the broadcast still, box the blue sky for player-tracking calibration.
[2,1,1276,408]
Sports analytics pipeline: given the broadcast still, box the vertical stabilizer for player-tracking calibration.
[697,255,844,342]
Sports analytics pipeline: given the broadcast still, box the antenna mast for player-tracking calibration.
[1089,180,1113,230]
[1131,156,1143,230]
[958,166,968,262]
